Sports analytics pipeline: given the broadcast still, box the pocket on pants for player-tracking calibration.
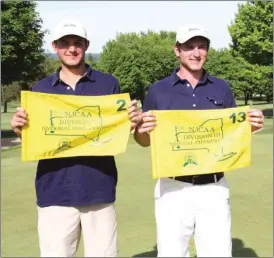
[215,177,230,200]
[154,178,182,199]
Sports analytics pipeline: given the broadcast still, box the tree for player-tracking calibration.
[205,48,260,105]
[228,1,273,66]
[86,53,98,69]
[97,30,177,105]
[205,48,240,97]
[1,81,21,107]
[39,55,61,79]
[228,1,273,103]
[1,0,46,112]
[256,65,273,103]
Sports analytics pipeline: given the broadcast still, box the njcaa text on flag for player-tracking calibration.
[150,106,251,178]
[21,91,131,162]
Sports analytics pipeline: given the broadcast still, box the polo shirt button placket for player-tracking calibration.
[192,88,196,108]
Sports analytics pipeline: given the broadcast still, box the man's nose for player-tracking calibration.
[68,45,76,52]
[192,47,201,57]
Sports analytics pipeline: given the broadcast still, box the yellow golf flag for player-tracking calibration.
[150,106,251,179]
[21,91,131,162]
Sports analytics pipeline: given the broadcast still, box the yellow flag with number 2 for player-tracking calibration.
[21,91,131,162]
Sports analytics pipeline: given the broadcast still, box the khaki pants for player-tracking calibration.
[37,203,117,257]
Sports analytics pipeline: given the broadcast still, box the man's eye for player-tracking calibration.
[59,42,68,46]
[75,42,83,46]
[185,45,194,50]
[199,45,207,49]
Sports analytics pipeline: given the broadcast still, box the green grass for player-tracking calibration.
[1,118,273,257]
[1,102,18,131]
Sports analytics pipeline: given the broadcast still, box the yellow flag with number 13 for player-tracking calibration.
[150,106,251,178]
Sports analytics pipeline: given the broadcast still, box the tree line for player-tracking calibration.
[1,0,273,113]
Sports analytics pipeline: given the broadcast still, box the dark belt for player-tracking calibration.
[170,172,224,185]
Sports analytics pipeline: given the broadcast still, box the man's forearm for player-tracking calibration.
[134,129,151,147]
[251,126,263,134]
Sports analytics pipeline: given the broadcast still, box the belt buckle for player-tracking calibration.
[192,175,199,184]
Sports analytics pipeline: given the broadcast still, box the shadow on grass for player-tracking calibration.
[133,238,258,257]
[133,245,157,257]
[1,130,16,138]
[232,238,258,257]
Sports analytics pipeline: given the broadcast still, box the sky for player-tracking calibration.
[36,1,244,54]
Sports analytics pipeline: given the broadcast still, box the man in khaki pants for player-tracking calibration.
[10,19,141,257]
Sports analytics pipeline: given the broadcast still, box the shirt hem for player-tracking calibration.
[36,198,116,208]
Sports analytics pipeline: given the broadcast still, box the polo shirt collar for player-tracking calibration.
[51,63,95,86]
[171,68,213,86]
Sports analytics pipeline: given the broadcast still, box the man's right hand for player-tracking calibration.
[10,107,28,137]
[136,111,157,134]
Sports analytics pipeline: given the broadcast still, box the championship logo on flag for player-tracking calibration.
[150,107,251,178]
[21,91,131,162]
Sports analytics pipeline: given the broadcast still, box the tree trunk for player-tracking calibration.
[137,86,145,108]
[3,101,8,113]
[140,97,144,108]
[266,95,272,103]
[244,92,249,106]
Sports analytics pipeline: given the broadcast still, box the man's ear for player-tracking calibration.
[85,40,90,51]
[173,44,180,58]
[52,41,58,53]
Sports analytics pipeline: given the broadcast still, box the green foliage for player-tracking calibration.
[39,55,61,78]
[205,48,262,104]
[97,30,177,103]
[1,81,21,113]
[1,0,46,86]
[228,1,273,103]
[1,81,21,103]
[256,65,273,103]
[86,53,98,69]
[228,1,273,66]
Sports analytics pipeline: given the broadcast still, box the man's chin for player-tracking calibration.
[190,67,203,72]
[61,61,83,69]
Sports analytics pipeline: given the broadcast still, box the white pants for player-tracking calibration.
[155,177,231,257]
[37,203,117,257]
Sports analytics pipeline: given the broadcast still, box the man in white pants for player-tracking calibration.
[134,24,264,257]
[11,20,141,257]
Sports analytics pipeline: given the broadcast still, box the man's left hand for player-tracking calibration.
[248,109,264,133]
[128,100,142,131]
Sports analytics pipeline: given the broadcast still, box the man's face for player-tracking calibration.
[52,35,89,68]
[174,36,209,72]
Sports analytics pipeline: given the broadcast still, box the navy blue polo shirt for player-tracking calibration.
[31,64,121,207]
[143,68,236,112]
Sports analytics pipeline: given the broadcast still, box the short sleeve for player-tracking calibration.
[113,83,121,94]
[224,83,236,108]
[142,85,157,112]
[31,83,40,92]
[112,77,121,94]
[31,80,46,93]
